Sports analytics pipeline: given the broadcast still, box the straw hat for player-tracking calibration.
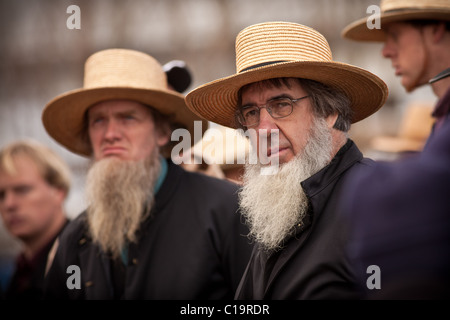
[190,125,250,170]
[370,102,435,153]
[185,21,388,129]
[178,125,249,183]
[342,0,450,42]
[42,48,208,157]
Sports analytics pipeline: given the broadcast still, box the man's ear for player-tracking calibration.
[432,22,447,43]
[51,187,67,204]
[156,122,171,147]
[325,113,339,129]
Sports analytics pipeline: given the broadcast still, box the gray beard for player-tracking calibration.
[239,117,334,252]
[85,152,161,258]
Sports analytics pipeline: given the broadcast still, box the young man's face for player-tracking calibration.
[240,79,327,165]
[0,156,66,241]
[88,100,170,162]
[381,22,430,92]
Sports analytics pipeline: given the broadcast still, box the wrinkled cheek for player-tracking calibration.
[278,150,295,165]
[247,130,270,164]
[137,142,158,162]
[89,135,103,160]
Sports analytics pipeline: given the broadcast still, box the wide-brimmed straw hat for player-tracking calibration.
[342,0,450,42]
[190,125,250,170]
[185,21,388,128]
[42,48,208,157]
[370,102,434,153]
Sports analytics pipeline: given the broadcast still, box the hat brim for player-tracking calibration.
[371,136,426,153]
[342,10,450,42]
[185,61,388,128]
[42,87,208,157]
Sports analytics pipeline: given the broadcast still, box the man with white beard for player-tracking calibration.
[185,22,388,299]
[41,48,252,299]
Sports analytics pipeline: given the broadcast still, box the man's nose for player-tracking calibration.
[381,40,394,58]
[103,119,121,142]
[256,108,278,131]
[2,191,17,211]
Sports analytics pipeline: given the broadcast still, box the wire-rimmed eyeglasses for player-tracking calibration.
[236,96,309,127]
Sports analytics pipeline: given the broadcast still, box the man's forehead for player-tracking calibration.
[241,78,304,101]
[88,100,150,115]
[383,21,414,34]
[0,158,42,183]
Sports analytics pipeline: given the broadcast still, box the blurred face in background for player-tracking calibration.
[381,22,431,92]
[0,155,66,243]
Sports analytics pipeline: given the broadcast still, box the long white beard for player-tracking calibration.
[239,118,333,252]
[85,152,160,258]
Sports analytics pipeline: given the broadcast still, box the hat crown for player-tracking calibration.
[235,22,332,74]
[381,0,450,12]
[83,49,168,90]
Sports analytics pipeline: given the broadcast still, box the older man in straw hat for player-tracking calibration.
[41,48,252,299]
[185,21,388,299]
[339,0,450,299]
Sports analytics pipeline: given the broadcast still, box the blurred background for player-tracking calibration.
[0,0,437,280]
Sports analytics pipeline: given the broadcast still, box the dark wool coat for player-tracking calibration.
[342,90,450,299]
[44,162,253,300]
[4,220,69,300]
[235,139,371,300]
